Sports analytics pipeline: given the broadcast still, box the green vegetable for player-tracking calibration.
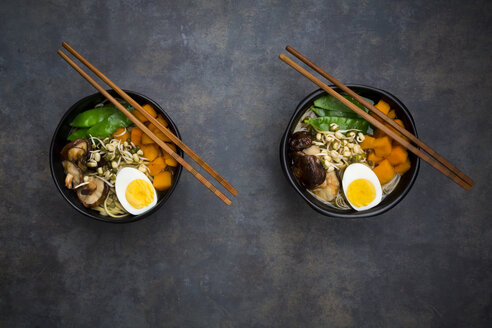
[310,106,361,119]
[70,107,116,127]
[67,102,135,140]
[305,116,371,134]
[87,112,133,138]
[67,128,89,141]
[313,94,373,113]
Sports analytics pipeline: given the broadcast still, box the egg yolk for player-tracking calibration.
[125,179,154,209]
[346,179,376,207]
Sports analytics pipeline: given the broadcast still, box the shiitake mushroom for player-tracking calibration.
[76,176,109,208]
[292,155,326,189]
[289,131,313,151]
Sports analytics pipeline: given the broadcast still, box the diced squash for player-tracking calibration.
[153,171,172,191]
[113,128,129,142]
[394,158,411,175]
[133,104,157,122]
[372,159,395,185]
[153,129,172,142]
[394,119,404,128]
[148,156,166,176]
[130,127,143,146]
[141,133,155,145]
[148,115,169,131]
[165,143,177,152]
[373,128,386,138]
[390,118,409,143]
[387,110,397,119]
[360,135,375,149]
[155,115,168,128]
[373,136,392,158]
[386,145,408,166]
[141,144,159,161]
[163,152,178,167]
[368,152,383,165]
[375,99,390,115]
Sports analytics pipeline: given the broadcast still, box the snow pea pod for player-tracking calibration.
[87,112,133,138]
[313,94,372,113]
[70,107,116,127]
[310,106,361,119]
[67,128,89,141]
[305,116,371,134]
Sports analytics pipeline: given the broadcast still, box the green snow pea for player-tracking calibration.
[310,106,361,119]
[305,116,371,134]
[86,111,133,138]
[313,94,373,114]
[70,102,134,128]
[70,107,116,127]
[67,128,90,141]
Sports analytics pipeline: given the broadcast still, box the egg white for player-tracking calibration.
[342,163,382,211]
[115,167,158,215]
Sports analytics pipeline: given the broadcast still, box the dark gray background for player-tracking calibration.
[1,0,491,327]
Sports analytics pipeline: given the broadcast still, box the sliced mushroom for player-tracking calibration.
[76,176,109,208]
[292,155,326,189]
[62,160,84,189]
[61,139,90,170]
[289,131,313,151]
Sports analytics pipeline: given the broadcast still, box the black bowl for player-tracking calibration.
[280,85,420,218]
[50,90,183,223]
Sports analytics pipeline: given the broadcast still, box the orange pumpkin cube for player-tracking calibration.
[394,158,411,175]
[113,128,129,142]
[387,110,397,119]
[141,133,155,145]
[148,156,166,176]
[153,171,172,191]
[163,152,178,167]
[373,136,392,158]
[141,144,159,161]
[368,152,383,165]
[372,159,395,185]
[133,104,157,122]
[386,145,408,166]
[360,135,375,149]
[375,99,390,115]
[130,127,143,146]
[165,143,177,152]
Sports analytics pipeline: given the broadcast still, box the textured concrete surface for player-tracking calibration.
[1,0,491,327]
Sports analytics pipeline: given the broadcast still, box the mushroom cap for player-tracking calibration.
[292,155,326,189]
[289,131,313,151]
[62,160,84,189]
[61,139,90,170]
[76,176,109,208]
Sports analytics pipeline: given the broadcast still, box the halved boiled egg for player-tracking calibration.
[115,167,157,215]
[342,163,382,211]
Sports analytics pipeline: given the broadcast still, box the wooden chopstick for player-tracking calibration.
[285,46,474,188]
[279,53,473,191]
[58,49,232,205]
[61,42,238,197]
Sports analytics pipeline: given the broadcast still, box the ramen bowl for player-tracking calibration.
[50,90,183,223]
[279,85,420,218]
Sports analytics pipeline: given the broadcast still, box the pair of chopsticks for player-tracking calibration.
[58,42,238,205]
[279,46,474,190]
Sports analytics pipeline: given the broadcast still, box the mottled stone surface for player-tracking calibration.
[1,0,491,327]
